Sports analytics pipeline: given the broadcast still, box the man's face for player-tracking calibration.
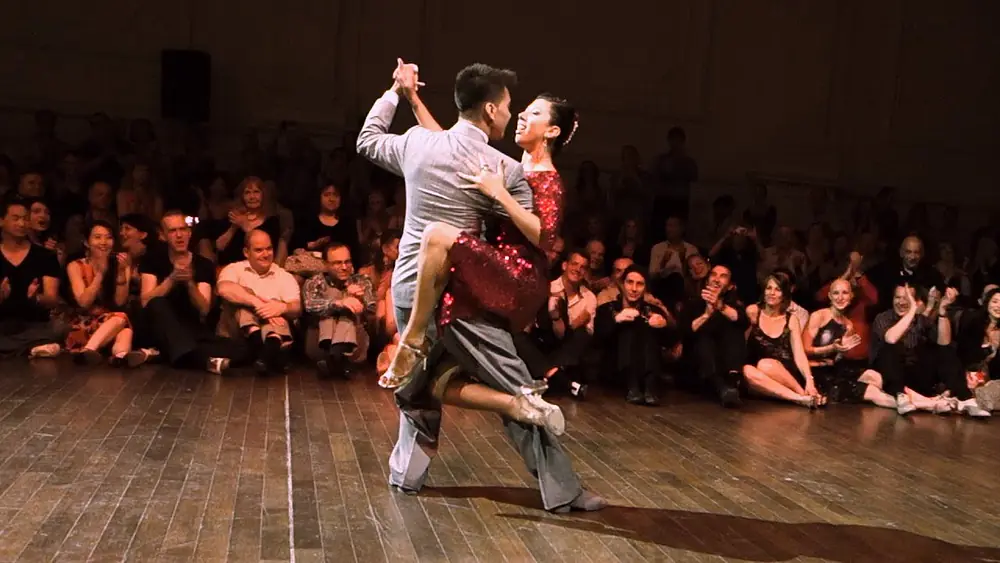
[706,265,732,292]
[161,214,192,253]
[486,88,513,141]
[893,286,919,316]
[622,272,646,304]
[245,233,274,271]
[901,239,923,269]
[18,173,44,198]
[562,253,589,284]
[611,258,633,285]
[326,246,354,282]
[2,204,29,239]
[586,241,605,270]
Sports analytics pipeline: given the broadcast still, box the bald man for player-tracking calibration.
[872,235,944,313]
[218,229,302,374]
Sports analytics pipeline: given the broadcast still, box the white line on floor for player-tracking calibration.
[285,373,296,563]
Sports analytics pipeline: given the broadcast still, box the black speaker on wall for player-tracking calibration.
[160,49,211,122]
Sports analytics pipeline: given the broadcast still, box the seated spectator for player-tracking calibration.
[65,180,117,258]
[803,279,905,411]
[544,235,565,280]
[708,225,760,306]
[771,267,810,327]
[815,251,878,352]
[870,235,943,313]
[680,253,711,304]
[681,263,746,407]
[139,210,245,373]
[871,284,988,416]
[648,215,699,302]
[290,181,359,259]
[0,199,64,358]
[935,242,971,301]
[758,226,806,286]
[955,287,1000,404]
[744,272,824,408]
[218,230,302,374]
[358,229,400,307]
[117,160,163,222]
[302,243,375,379]
[64,221,135,365]
[196,173,234,262]
[584,239,610,293]
[356,188,389,257]
[214,177,288,267]
[515,249,595,399]
[598,256,668,314]
[16,168,45,199]
[595,266,672,405]
[25,198,64,265]
[611,217,649,267]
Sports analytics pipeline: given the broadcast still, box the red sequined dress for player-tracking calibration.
[438,170,564,331]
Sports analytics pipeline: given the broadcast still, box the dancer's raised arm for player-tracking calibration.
[404,89,445,132]
[356,59,426,176]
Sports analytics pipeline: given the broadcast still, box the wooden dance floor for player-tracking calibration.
[0,360,997,562]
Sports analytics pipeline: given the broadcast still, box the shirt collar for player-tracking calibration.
[450,119,490,144]
[245,262,276,278]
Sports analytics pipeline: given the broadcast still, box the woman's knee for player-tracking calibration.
[102,315,128,333]
[422,222,459,249]
[757,358,782,374]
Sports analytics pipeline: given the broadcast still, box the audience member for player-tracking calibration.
[64,220,134,365]
[0,199,65,358]
[595,266,672,405]
[139,210,244,373]
[302,243,375,379]
[218,230,302,374]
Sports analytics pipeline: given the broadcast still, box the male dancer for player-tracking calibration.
[357,60,604,512]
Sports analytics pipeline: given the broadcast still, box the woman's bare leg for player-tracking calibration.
[83,316,127,351]
[381,222,462,387]
[110,328,133,360]
[744,363,814,407]
[440,379,565,435]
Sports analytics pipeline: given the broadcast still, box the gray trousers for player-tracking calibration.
[388,306,582,510]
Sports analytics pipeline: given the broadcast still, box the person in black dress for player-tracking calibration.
[743,272,824,408]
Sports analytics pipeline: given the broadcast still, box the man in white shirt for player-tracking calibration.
[546,249,597,398]
[649,215,700,279]
[217,230,302,374]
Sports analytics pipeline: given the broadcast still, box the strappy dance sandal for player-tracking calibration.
[378,340,429,389]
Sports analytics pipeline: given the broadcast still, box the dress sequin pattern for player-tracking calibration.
[438,171,564,331]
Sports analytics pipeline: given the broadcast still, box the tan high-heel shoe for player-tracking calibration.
[378,340,430,389]
[508,385,566,436]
